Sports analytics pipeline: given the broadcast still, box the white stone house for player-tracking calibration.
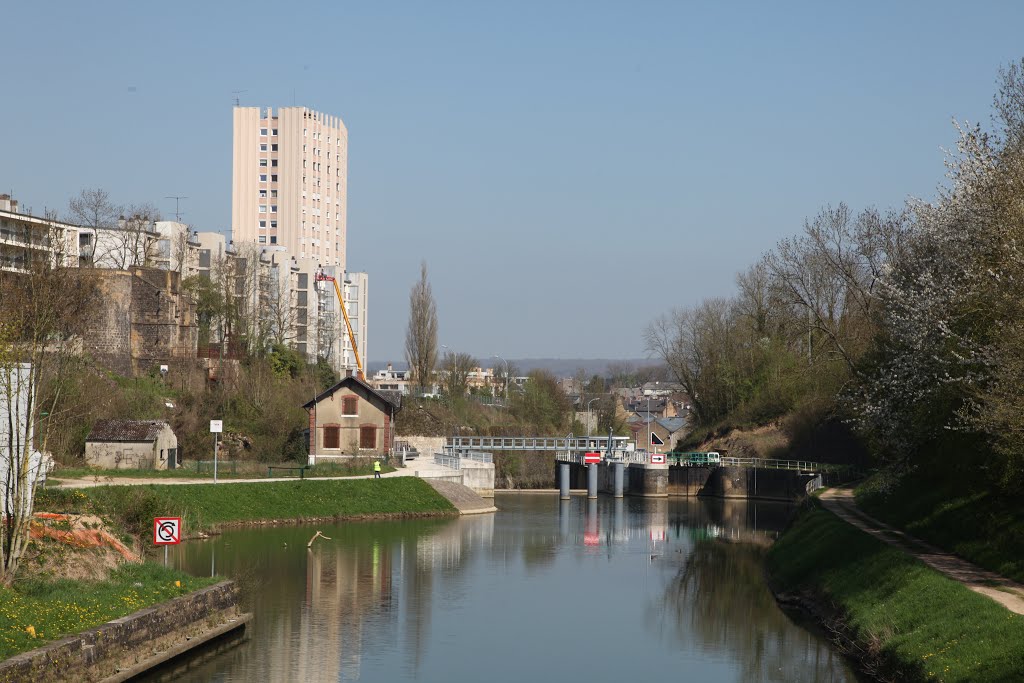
[85,420,178,470]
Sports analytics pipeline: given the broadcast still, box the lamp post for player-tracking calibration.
[587,397,599,439]
[491,355,510,404]
[440,344,450,398]
[647,395,652,455]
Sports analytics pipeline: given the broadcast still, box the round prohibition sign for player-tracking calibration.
[153,517,182,545]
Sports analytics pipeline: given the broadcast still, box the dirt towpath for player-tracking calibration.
[819,488,1024,615]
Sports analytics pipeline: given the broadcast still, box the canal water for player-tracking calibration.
[142,495,859,682]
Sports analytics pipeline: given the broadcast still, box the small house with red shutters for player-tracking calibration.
[303,375,401,464]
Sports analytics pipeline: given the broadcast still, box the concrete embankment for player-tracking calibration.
[0,581,250,683]
[426,479,497,514]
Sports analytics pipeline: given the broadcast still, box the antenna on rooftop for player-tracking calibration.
[232,89,248,107]
[165,196,188,222]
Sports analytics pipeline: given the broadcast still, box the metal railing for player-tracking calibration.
[447,435,632,453]
[554,449,647,464]
[434,454,461,470]
[668,455,846,473]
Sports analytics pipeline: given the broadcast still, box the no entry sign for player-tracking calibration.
[584,452,601,464]
[154,517,182,545]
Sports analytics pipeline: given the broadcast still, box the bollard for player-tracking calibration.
[613,462,625,498]
[587,462,598,499]
[559,463,570,500]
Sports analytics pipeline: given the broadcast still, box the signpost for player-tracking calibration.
[154,516,181,565]
[210,420,223,483]
[584,452,601,464]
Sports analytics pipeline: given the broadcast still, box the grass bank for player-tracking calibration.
[856,475,1024,584]
[767,504,1024,682]
[0,563,217,660]
[51,458,395,482]
[37,478,457,537]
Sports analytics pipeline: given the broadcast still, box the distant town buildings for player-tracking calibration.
[0,195,92,272]
[4,104,364,381]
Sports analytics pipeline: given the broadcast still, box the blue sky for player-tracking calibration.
[2,1,1022,363]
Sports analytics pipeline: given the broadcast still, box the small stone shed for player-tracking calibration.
[303,376,401,463]
[85,419,178,470]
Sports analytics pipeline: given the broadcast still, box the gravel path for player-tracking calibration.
[819,488,1024,615]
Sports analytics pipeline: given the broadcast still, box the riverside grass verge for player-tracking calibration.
[50,458,396,482]
[36,477,458,537]
[856,474,1024,584]
[767,503,1024,682]
[0,563,217,660]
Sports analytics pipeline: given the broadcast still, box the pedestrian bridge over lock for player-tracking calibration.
[433,435,848,501]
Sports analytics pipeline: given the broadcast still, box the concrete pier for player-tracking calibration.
[587,463,598,499]
[559,463,570,500]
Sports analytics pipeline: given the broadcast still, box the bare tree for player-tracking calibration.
[66,188,120,233]
[441,351,477,398]
[171,224,196,278]
[405,262,438,393]
[93,202,161,269]
[0,212,97,582]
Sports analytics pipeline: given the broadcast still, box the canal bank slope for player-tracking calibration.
[39,478,461,537]
[767,496,1024,682]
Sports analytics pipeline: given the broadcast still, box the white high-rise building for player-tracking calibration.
[232,106,347,268]
[231,106,368,375]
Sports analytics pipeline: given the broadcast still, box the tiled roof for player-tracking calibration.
[303,375,401,411]
[656,417,687,433]
[87,419,170,442]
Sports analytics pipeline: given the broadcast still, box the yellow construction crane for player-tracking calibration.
[314,272,363,380]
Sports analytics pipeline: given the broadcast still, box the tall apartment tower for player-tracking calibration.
[232,106,347,268]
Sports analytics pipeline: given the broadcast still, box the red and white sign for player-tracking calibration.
[650,454,666,464]
[153,517,182,545]
[584,452,601,464]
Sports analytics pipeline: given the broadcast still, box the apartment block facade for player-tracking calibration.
[0,194,93,272]
[231,107,347,268]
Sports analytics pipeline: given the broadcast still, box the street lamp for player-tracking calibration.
[587,397,599,439]
[491,355,510,404]
[647,395,652,455]
[440,344,450,398]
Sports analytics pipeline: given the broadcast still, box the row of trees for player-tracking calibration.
[646,61,1024,492]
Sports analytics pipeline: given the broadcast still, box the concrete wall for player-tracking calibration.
[668,465,814,501]
[82,268,198,377]
[459,460,495,498]
[0,581,243,683]
[401,436,446,458]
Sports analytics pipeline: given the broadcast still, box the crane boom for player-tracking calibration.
[315,272,364,380]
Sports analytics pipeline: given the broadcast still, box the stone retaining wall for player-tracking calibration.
[0,581,243,683]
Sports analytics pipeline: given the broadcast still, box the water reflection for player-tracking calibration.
[142,497,857,683]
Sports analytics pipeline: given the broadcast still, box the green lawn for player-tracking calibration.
[767,505,1024,682]
[37,477,457,537]
[0,563,218,660]
[856,475,1024,584]
[51,459,395,481]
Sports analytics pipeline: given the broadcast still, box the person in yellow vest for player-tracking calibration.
[373,459,382,478]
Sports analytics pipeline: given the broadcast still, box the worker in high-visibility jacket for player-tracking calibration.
[373,460,382,478]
